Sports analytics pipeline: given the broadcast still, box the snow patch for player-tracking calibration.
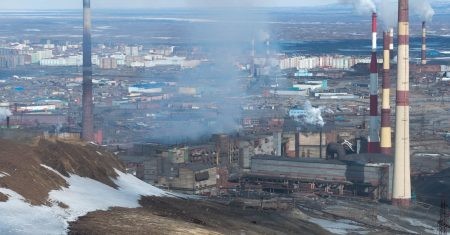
[309,217,367,235]
[96,151,103,156]
[0,166,170,234]
[40,164,66,179]
[0,188,67,235]
[399,217,438,234]
[377,215,388,223]
[0,171,11,178]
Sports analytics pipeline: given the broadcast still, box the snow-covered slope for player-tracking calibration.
[0,166,168,235]
[0,139,171,235]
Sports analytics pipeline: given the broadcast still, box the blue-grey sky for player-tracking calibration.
[0,0,445,10]
[0,0,340,9]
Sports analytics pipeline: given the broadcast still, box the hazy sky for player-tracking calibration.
[0,0,340,9]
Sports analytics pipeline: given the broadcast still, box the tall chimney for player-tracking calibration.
[421,21,427,65]
[295,132,300,158]
[389,28,395,60]
[380,32,392,155]
[6,116,10,129]
[393,0,411,207]
[251,39,255,77]
[368,12,381,153]
[82,0,94,141]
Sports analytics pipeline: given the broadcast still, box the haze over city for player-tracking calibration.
[0,0,450,234]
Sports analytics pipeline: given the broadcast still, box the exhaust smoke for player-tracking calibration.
[0,108,12,121]
[411,0,435,22]
[340,0,376,14]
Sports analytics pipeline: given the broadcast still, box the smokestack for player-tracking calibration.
[380,32,392,155]
[393,0,411,207]
[82,0,94,141]
[251,39,255,77]
[421,21,427,65]
[6,116,10,129]
[368,12,381,153]
[389,28,394,60]
[295,132,300,158]
[319,129,323,158]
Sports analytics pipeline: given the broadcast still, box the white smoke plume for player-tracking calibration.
[0,108,12,120]
[411,0,435,22]
[377,0,397,29]
[341,0,377,14]
[303,101,325,127]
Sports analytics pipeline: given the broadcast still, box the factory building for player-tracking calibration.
[240,157,393,201]
[158,163,218,195]
[280,55,378,70]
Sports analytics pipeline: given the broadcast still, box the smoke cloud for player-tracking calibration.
[377,0,397,29]
[0,108,12,120]
[149,3,270,144]
[302,101,325,127]
[411,0,435,22]
[341,0,376,14]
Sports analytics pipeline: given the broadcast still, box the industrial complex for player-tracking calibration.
[0,0,450,233]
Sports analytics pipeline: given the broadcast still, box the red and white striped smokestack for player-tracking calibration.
[393,0,411,207]
[82,0,95,141]
[368,12,380,153]
[389,28,394,60]
[380,32,392,155]
[422,21,427,65]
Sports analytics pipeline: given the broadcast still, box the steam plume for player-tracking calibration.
[0,108,12,120]
[411,0,435,22]
[341,0,376,14]
[377,0,397,29]
[303,101,325,127]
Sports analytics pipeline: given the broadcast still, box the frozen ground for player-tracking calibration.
[309,217,368,235]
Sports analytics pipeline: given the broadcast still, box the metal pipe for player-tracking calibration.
[393,0,412,207]
[368,12,381,153]
[82,0,94,141]
[381,32,392,155]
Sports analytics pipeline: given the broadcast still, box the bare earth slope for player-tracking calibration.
[0,139,124,205]
[69,196,328,235]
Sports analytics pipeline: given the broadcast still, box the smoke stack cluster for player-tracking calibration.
[421,21,427,65]
[368,12,381,153]
[380,32,392,155]
[393,0,411,207]
[82,0,94,141]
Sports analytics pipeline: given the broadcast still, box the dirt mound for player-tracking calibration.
[36,140,124,188]
[0,139,125,205]
[69,196,328,235]
[0,192,7,202]
[0,139,66,205]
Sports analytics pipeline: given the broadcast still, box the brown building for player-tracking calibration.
[159,163,218,196]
